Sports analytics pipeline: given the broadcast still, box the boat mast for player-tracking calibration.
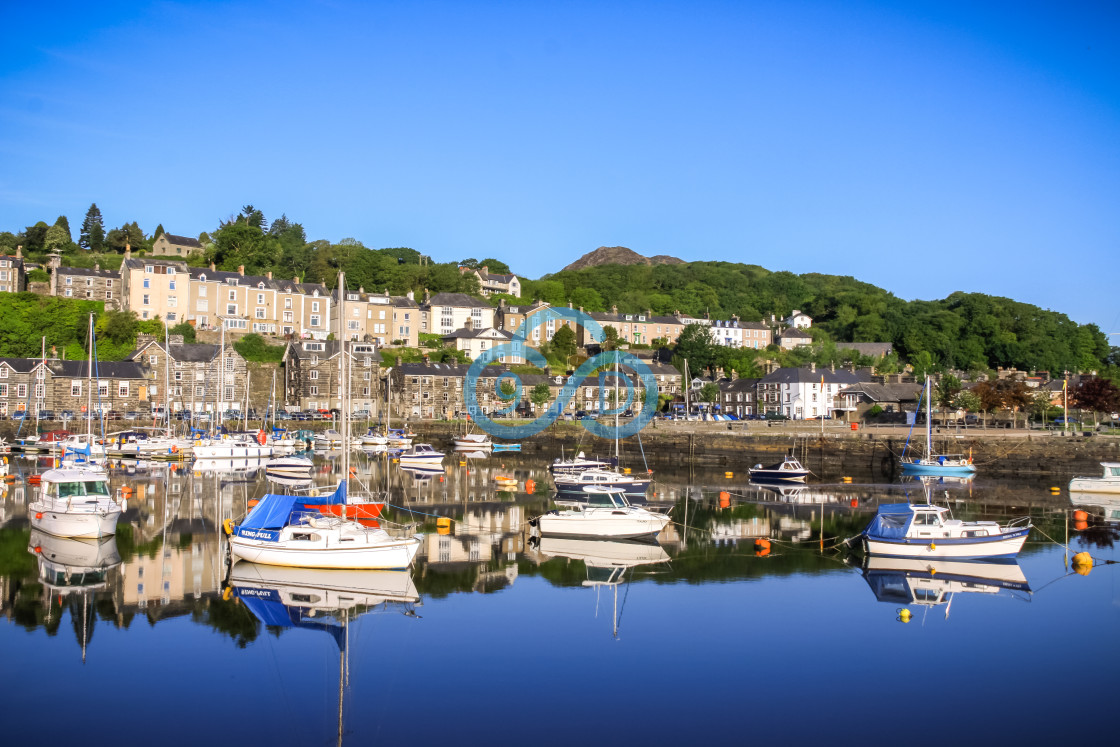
[86,314,93,445]
[164,321,172,435]
[614,352,619,463]
[217,322,225,435]
[925,375,933,461]
[339,271,349,488]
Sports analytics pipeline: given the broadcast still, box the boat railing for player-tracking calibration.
[1006,516,1033,528]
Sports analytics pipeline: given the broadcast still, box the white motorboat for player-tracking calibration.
[386,428,414,448]
[1069,462,1120,494]
[264,454,314,476]
[549,452,617,474]
[359,429,389,447]
[531,487,670,539]
[28,467,122,539]
[398,443,445,465]
[748,455,809,482]
[553,468,651,495]
[314,430,344,448]
[453,433,493,450]
[192,432,273,459]
[56,434,108,461]
[861,503,1031,559]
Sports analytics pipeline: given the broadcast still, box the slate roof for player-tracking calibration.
[285,340,381,361]
[129,340,223,363]
[50,360,150,379]
[425,293,493,309]
[394,362,503,378]
[55,265,121,279]
[758,367,867,386]
[586,311,680,326]
[838,382,921,403]
[164,234,202,248]
[0,357,46,373]
[777,328,812,341]
[123,258,189,271]
[719,378,760,394]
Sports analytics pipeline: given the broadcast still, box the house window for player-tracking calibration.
[225,358,234,371]
[167,296,177,307]
[309,370,319,380]
[257,293,264,304]
[310,315,320,327]
[105,291,112,300]
[143,294,150,305]
[98,382,109,397]
[143,279,150,288]
[0,384,7,397]
[145,265,153,273]
[106,279,113,287]
[196,386,204,396]
[309,385,319,396]
[227,304,237,315]
[224,386,233,400]
[199,284,207,297]
[283,311,293,322]
[167,312,177,321]
[255,308,266,319]
[65,289,73,297]
[284,298,292,309]
[17,384,27,398]
[65,277,73,286]
[169,279,176,290]
[228,290,236,301]
[34,384,44,399]
[118,383,129,397]
[311,301,320,313]
[86,290,93,299]
[71,381,82,396]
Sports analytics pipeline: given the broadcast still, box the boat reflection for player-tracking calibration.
[228,564,420,745]
[861,556,1031,620]
[532,536,670,637]
[29,530,122,662]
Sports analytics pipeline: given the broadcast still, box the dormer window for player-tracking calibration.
[226,278,237,285]
[167,267,176,275]
[258,282,265,289]
[347,293,358,301]
[145,265,153,273]
[638,315,646,321]
[199,274,206,282]
[625,314,633,321]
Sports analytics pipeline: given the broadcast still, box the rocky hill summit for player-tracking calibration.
[561,246,684,272]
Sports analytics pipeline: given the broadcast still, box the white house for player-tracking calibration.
[756,365,866,419]
[421,292,496,336]
[785,309,813,329]
[709,319,773,349]
[443,327,524,363]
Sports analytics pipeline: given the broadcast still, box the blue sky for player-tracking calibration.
[1,0,1117,332]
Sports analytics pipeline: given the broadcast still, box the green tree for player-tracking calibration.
[954,390,981,414]
[80,204,105,251]
[601,325,619,351]
[1072,377,1120,423]
[699,382,720,403]
[22,222,49,253]
[551,325,576,361]
[935,374,962,409]
[53,215,72,241]
[910,350,935,380]
[44,223,70,252]
[530,383,551,411]
[98,309,139,346]
[169,321,196,343]
[674,324,716,373]
[478,258,510,275]
[153,223,165,240]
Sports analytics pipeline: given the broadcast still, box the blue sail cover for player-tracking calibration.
[234,587,346,650]
[235,493,313,541]
[314,481,347,507]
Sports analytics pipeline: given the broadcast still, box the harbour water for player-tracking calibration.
[1,449,1117,746]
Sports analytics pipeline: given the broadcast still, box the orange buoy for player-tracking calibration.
[1073,510,1089,522]
[349,467,357,477]
[35,512,43,520]
[34,546,41,553]
[1074,520,1089,532]
[719,491,730,508]
[755,538,771,552]
[525,479,536,494]
[248,499,260,508]
[850,499,858,508]
[257,429,267,445]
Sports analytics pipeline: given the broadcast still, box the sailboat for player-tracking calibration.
[192,322,273,460]
[901,376,976,476]
[227,272,420,570]
[531,486,669,539]
[57,314,108,464]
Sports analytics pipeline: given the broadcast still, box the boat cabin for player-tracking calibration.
[583,488,631,509]
[866,504,1003,540]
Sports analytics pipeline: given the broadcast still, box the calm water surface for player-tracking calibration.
[1,448,1117,746]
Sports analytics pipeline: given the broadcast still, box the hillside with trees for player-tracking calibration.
[1,205,1113,376]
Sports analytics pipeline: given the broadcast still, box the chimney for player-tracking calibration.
[237,265,245,276]
[406,290,414,301]
[267,271,273,280]
[209,262,216,271]
[480,265,488,275]
[358,285,363,293]
[423,288,431,303]
[15,245,22,259]
[94,263,100,271]
[646,308,652,318]
[730,369,738,381]
[568,301,573,309]
[611,304,618,315]
[544,365,552,377]
[422,355,430,364]
[578,306,584,314]
[810,362,816,373]
[122,245,129,260]
[396,356,403,366]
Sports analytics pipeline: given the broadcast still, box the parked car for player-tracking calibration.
[276,409,290,419]
[125,411,140,420]
[352,409,372,419]
[60,410,75,420]
[37,410,56,420]
[575,410,589,418]
[13,411,28,420]
[106,411,122,421]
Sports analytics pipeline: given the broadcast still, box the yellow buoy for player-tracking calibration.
[623,467,631,475]
[1072,552,1093,576]
[725,471,733,479]
[222,519,234,536]
[929,543,936,551]
[436,517,452,530]
[897,608,912,623]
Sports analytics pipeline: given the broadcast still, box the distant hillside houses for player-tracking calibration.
[460,265,521,298]
[151,233,203,257]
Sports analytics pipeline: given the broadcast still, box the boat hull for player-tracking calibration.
[555,479,651,495]
[863,527,1029,559]
[1068,478,1120,494]
[748,470,808,482]
[900,462,977,476]
[229,536,419,570]
[29,506,120,539]
[193,444,273,459]
[537,513,669,539]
